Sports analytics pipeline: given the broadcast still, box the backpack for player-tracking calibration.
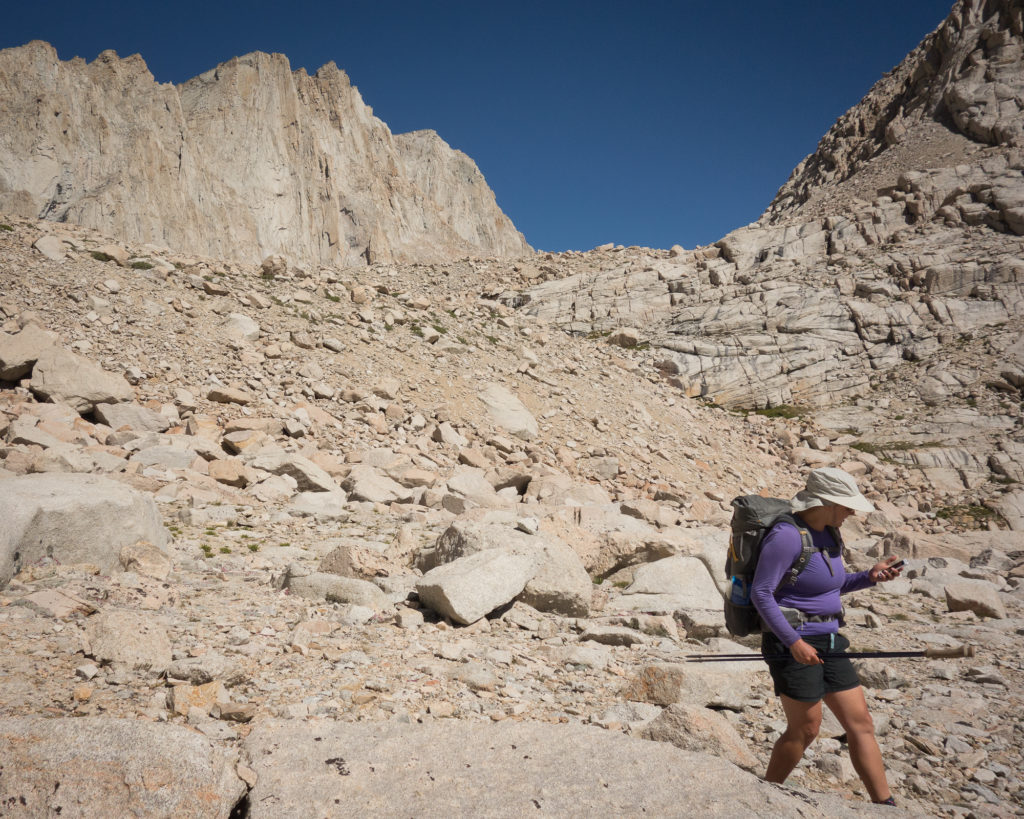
[723,495,842,637]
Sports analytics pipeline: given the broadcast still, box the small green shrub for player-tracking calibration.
[0,224,13,232]
[90,251,114,262]
[200,544,213,557]
[410,325,424,338]
[130,260,154,270]
[219,545,231,554]
[247,543,260,552]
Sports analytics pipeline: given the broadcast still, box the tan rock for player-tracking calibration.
[119,540,171,580]
[171,680,228,716]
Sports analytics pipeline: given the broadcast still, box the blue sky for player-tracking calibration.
[3,1,955,252]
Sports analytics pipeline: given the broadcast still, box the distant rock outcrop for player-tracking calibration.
[505,0,1024,414]
[0,42,531,267]
[767,0,1024,220]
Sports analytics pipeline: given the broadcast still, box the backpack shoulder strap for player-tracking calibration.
[776,514,816,590]
[776,519,844,589]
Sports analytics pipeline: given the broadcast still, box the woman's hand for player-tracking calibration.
[869,555,904,583]
[789,638,823,665]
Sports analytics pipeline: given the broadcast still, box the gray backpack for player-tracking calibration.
[723,495,841,637]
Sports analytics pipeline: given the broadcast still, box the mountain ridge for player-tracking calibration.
[0,40,532,268]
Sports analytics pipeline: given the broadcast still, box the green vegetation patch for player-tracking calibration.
[130,260,154,270]
[751,404,804,419]
[935,504,998,522]
[90,251,114,262]
[850,440,942,459]
[0,224,14,232]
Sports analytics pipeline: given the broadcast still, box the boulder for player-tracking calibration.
[478,383,538,440]
[341,464,415,503]
[0,716,245,817]
[241,719,863,818]
[286,572,391,610]
[0,324,58,380]
[94,402,171,433]
[221,312,260,342]
[641,703,760,772]
[287,490,349,520]
[249,451,340,492]
[517,535,593,617]
[32,234,66,261]
[29,347,133,413]
[622,660,767,710]
[443,466,509,509]
[84,609,172,673]
[416,549,535,624]
[417,519,591,616]
[167,652,244,686]
[416,516,526,572]
[615,555,724,619]
[0,473,169,589]
[944,579,1007,619]
[119,540,172,581]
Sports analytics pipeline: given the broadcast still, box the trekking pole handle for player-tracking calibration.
[924,644,975,659]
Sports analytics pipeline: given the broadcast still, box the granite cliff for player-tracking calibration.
[0,42,531,267]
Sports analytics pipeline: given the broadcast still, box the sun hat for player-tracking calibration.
[790,467,875,514]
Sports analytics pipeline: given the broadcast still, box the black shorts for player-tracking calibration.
[761,631,861,702]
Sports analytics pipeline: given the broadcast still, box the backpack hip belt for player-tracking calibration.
[772,607,842,631]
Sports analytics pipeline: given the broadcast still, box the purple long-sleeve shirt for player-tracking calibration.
[751,520,875,646]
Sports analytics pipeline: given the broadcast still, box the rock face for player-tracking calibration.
[767,0,1024,218]
[0,42,531,267]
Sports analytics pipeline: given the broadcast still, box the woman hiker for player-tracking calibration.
[751,467,904,806]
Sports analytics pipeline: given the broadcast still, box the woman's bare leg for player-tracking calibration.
[824,686,891,803]
[765,694,822,784]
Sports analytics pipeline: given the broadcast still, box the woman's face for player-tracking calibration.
[829,504,856,527]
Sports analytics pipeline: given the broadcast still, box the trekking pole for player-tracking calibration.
[684,644,975,663]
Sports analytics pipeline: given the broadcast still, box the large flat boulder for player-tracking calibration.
[417,519,592,616]
[241,719,863,818]
[0,716,245,817]
[29,346,133,413]
[0,473,169,589]
[417,548,535,624]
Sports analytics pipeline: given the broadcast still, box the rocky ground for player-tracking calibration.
[2,215,1024,817]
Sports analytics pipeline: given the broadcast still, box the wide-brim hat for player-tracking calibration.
[790,467,875,514]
